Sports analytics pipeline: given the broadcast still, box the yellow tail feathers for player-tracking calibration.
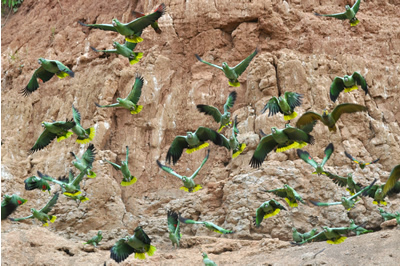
[373,200,387,206]
[121,177,137,186]
[344,85,359,92]
[186,142,209,154]
[263,208,281,219]
[327,236,347,244]
[64,191,81,197]
[147,245,156,256]
[80,197,89,202]
[76,126,95,144]
[180,186,190,192]
[218,124,226,132]
[350,19,360,27]
[284,198,298,208]
[228,81,240,87]
[130,105,143,114]
[192,184,203,192]
[42,222,49,227]
[232,143,246,158]
[346,188,355,196]
[284,111,298,121]
[87,170,96,178]
[56,72,69,79]
[57,132,73,142]
[50,215,57,223]
[135,252,146,260]
[125,35,143,43]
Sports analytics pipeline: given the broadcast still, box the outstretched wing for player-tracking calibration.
[382,165,400,196]
[190,149,210,180]
[297,149,318,169]
[90,46,118,54]
[195,127,226,148]
[232,47,259,76]
[110,238,135,263]
[166,136,189,165]
[78,20,117,32]
[321,143,334,167]
[223,91,237,113]
[261,96,281,116]
[30,129,57,153]
[310,200,342,207]
[283,127,315,144]
[352,0,362,14]
[178,215,203,225]
[344,151,359,164]
[250,135,277,168]
[296,112,323,129]
[325,172,348,187]
[105,160,122,171]
[314,11,348,20]
[21,66,55,96]
[206,222,234,234]
[330,77,345,102]
[81,144,96,167]
[167,210,179,233]
[156,160,183,180]
[126,3,166,32]
[284,92,303,110]
[349,179,376,200]
[71,169,87,187]
[197,104,222,123]
[264,188,287,198]
[53,61,74,77]
[126,75,144,104]
[72,105,82,126]
[351,72,368,95]
[331,103,367,122]
[39,193,59,214]
[195,54,223,70]
[95,102,122,108]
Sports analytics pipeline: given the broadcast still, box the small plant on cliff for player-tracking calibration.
[2,0,23,13]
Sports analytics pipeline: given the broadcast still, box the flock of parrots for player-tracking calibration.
[2,0,400,264]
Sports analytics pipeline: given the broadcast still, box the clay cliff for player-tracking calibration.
[1,0,400,265]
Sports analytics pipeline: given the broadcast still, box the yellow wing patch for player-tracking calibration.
[228,81,240,87]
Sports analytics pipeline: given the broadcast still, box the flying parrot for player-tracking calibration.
[1,194,27,220]
[250,125,315,168]
[344,151,380,170]
[167,210,181,248]
[40,170,88,198]
[296,143,334,175]
[254,199,287,227]
[83,231,103,247]
[21,58,74,96]
[330,72,368,102]
[195,48,259,87]
[220,115,246,158]
[325,172,363,195]
[262,184,305,208]
[70,105,95,144]
[110,226,156,262]
[179,215,235,234]
[70,144,96,178]
[95,75,144,115]
[295,103,367,132]
[165,127,229,165]
[24,174,51,193]
[105,146,137,186]
[30,119,76,153]
[157,149,209,193]
[202,252,217,266]
[261,92,303,121]
[90,39,143,65]
[197,91,237,132]
[314,0,362,26]
[78,3,166,43]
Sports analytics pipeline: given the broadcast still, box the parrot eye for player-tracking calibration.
[112,43,116,48]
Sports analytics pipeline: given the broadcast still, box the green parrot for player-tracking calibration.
[295,103,367,132]
[90,39,143,65]
[310,179,376,211]
[250,126,315,168]
[296,226,354,245]
[83,231,103,247]
[202,253,217,266]
[345,151,380,170]
[30,119,76,153]
[378,208,400,223]
[195,48,259,87]
[95,75,144,114]
[56,174,89,203]
[9,193,59,227]
[40,170,87,198]
[78,3,166,43]
[220,115,246,158]
[330,72,368,102]
[348,220,372,236]
[110,226,156,262]
[325,172,363,196]
[105,146,137,186]
[166,126,229,165]
[71,105,95,144]
[21,58,74,96]
[179,215,234,234]
[131,8,162,34]
[254,199,287,227]
[263,184,305,208]
[70,144,96,178]
[314,0,362,26]
[167,210,181,248]
[296,143,334,175]
[1,194,27,220]
[24,174,51,193]
[292,228,318,243]
[362,165,400,205]
[197,91,237,132]
[157,149,209,192]
[261,92,303,121]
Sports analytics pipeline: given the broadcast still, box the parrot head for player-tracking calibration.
[38,58,45,65]
[344,76,349,82]
[134,226,143,233]
[98,231,102,235]
[41,121,48,128]
[116,97,123,103]
[112,19,120,27]
[345,5,350,10]
[187,132,193,139]
[322,110,329,117]
[222,62,229,70]
[291,227,297,233]
[283,184,289,190]
[182,176,187,182]
[202,252,208,258]
[347,173,353,178]
[112,41,118,48]
[271,127,277,134]
[30,208,36,214]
